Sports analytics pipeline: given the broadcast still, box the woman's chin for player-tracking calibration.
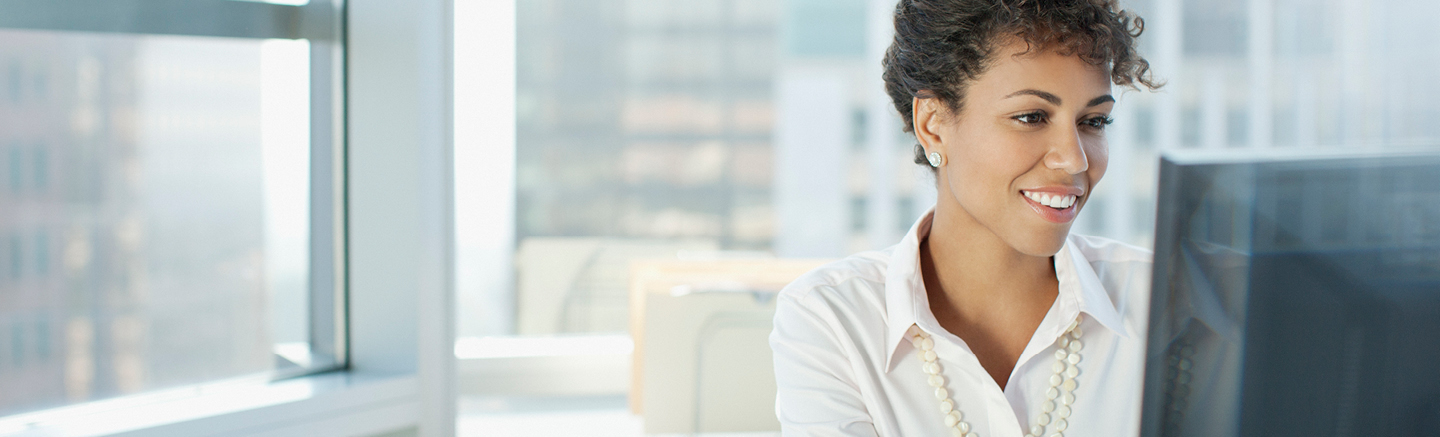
[1004,227,1073,258]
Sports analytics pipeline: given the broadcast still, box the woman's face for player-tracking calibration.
[916,39,1115,256]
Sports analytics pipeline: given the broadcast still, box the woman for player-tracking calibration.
[769,1,1161,436]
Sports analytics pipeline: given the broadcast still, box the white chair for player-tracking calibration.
[630,259,827,434]
[514,237,717,334]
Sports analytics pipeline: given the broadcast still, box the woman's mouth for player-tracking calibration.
[1020,190,1080,223]
[1023,191,1076,209]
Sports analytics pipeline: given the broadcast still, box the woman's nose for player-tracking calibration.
[1044,126,1089,174]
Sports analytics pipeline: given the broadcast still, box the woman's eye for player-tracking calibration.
[1014,112,1047,124]
[1082,116,1115,130]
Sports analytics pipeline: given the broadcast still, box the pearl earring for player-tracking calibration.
[927,152,945,167]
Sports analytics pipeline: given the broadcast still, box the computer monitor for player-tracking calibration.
[1141,149,1440,437]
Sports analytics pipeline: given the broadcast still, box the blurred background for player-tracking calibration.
[463,0,1440,335]
[1,0,1438,435]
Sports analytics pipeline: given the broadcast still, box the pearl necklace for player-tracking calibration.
[912,316,1085,437]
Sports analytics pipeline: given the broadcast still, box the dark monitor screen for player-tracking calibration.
[1141,150,1440,437]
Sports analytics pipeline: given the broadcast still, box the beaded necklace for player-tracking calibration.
[911,315,1086,437]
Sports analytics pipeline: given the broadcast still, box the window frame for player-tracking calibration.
[0,0,456,435]
[0,0,349,383]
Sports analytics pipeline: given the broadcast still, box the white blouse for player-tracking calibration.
[769,210,1153,437]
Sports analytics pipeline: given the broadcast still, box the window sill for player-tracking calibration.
[0,371,419,437]
[456,334,631,397]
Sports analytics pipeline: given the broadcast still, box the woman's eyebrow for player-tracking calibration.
[1087,95,1116,107]
[1003,89,1116,108]
[1004,89,1061,105]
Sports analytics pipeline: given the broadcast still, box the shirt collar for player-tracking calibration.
[881,208,1131,373]
[882,209,933,374]
[1054,235,1131,340]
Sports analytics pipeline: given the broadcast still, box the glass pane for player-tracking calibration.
[491,5,1440,321]
[0,29,318,415]
[506,0,795,337]
[1082,0,1440,246]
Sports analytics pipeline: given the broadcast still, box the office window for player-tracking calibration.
[460,0,923,340]
[9,322,21,366]
[8,234,19,280]
[496,0,836,337]
[7,146,19,193]
[0,0,343,417]
[32,146,46,191]
[1068,0,1440,246]
[6,60,19,103]
[33,231,46,277]
[458,0,1440,353]
[456,3,905,431]
[34,316,49,361]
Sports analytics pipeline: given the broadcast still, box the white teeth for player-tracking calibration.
[1023,191,1077,209]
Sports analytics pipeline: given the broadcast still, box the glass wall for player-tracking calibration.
[0,0,341,416]
[509,0,792,336]
[1085,0,1440,247]
[460,0,1440,337]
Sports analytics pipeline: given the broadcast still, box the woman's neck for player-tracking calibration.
[924,200,1057,318]
[922,200,1061,389]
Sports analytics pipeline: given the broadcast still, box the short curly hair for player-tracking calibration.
[882,0,1161,166]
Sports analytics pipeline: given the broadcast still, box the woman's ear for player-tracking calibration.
[912,97,944,154]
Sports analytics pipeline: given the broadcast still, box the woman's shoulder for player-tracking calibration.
[775,248,892,310]
[1067,233,1153,265]
[770,249,894,356]
[1067,234,1154,331]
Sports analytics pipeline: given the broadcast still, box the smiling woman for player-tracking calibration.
[914,45,1119,257]
[769,1,1162,436]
